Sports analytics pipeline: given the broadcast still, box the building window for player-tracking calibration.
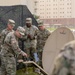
[70,7,71,9]
[70,12,71,13]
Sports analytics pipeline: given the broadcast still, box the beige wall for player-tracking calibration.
[26,0,35,14]
[0,0,35,14]
[0,0,23,6]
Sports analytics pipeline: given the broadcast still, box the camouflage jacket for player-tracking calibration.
[0,28,14,46]
[51,50,75,75]
[23,25,39,48]
[1,32,25,56]
[51,54,71,75]
[37,28,50,50]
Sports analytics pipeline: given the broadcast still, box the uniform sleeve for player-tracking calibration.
[0,30,5,47]
[34,26,39,39]
[10,37,25,56]
[20,34,28,40]
[45,29,51,38]
[51,55,64,75]
[35,26,39,35]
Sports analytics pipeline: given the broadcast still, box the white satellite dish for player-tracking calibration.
[42,27,74,75]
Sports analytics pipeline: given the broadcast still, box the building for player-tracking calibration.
[35,0,75,26]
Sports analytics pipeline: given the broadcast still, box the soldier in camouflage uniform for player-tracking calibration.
[0,19,15,48]
[0,26,27,75]
[0,19,15,73]
[37,20,51,66]
[51,40,75,75]
[23,18,39,62]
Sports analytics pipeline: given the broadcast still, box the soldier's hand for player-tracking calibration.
[18,59,23,63]
[22,52,27,57]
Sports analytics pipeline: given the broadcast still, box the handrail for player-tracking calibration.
[18,60,49,75]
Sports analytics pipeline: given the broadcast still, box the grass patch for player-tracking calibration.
[16,67,39,75]
[47,27,56,31]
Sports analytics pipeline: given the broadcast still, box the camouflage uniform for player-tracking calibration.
[37,28,50,51]
[0,27,26,75]
[23,18,39,62]
[0,29,14,46]
[51,40,75,75]
[37,20,50,66]
[0,19,15,74]
[0,19,15,50]
[0,29,14,74]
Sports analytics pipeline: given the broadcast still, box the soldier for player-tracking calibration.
[37,20,51,67]
[51,40,75,75]
[0,26,27,75]
[0,19,15,72]
[23,17,39,62]
[0,19,15,47]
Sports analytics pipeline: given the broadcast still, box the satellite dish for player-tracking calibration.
[42,27,74,75]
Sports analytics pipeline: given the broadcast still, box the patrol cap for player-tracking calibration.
[38,20,43,26]
[17,26,25,35]
[26,18,32,23]
[8,19,15,27]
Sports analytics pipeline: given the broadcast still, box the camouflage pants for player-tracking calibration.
[0,55,16,75]
[25,47,36,61]
[37,50,43,67]
[36,46,43,66]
